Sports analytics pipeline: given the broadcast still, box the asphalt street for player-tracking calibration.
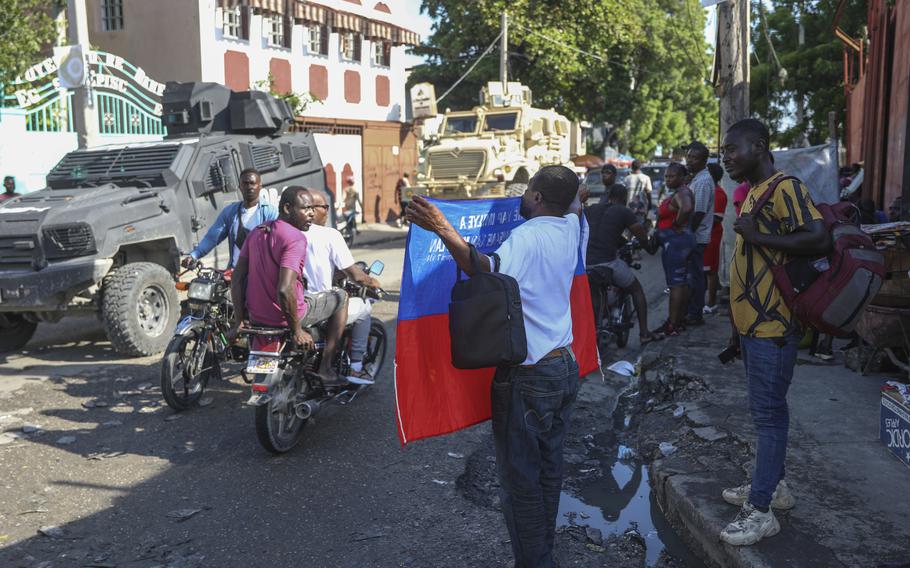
[0,239,675,568]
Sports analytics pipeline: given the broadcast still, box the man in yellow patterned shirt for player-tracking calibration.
[719,119,830,546]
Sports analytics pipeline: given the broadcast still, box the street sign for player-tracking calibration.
[54,45,86,89]
[410,83,437,120]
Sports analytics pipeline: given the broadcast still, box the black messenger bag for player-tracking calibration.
[448,245,527,369]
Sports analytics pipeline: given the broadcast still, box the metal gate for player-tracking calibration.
[2,50,165,136]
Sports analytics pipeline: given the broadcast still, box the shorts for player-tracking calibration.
[589,258,636,289]
[659,228,695,288]
[300,288,347,328]
[704,222,724,273]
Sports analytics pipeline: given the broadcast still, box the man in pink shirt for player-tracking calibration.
[230,186,348,384]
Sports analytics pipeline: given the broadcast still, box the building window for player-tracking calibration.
[341,32,362,62]
[372,41,391,66]
[101,0,124,31]
[222,6,241,38]
[266,15,287,48]
[308,24,328,55]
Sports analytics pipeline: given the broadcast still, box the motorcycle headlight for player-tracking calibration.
[188,280,216,302]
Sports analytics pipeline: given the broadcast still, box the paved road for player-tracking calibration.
[0,239,678,567]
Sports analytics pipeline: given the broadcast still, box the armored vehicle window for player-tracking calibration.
[444,116,478,135]
[251,144,281,173]
[483,113,518,132]
[47,145,183,189]
[203,155,240,196]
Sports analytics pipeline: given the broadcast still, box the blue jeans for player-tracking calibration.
[687,244,707,318]
[740,334,799,509]
[658,229,695,288]
[491,349,580,568]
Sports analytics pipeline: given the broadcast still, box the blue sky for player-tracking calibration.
[398,1,717,69]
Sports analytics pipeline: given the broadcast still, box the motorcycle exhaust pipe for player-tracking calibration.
[295,400,320,420]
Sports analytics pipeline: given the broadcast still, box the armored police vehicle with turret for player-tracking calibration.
[0,82,326,356]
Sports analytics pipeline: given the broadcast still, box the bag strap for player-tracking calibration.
[743,175,802,268]
[456,244,484,282]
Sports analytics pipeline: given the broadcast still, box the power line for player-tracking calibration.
[515,23,632,71]
[436,31,503,104]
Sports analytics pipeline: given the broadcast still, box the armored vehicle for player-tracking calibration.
[404,81,585,202]
[0,82,326,356]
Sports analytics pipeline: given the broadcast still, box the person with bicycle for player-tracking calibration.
[182,168,277,269]
[586,183,663,345]
[229,186,348,386]
[304,191,383,384]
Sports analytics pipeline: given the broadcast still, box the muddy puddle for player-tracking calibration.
[558,458,705,567]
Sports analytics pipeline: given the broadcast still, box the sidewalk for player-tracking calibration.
[353,222,409,247]
[636,313,910,567]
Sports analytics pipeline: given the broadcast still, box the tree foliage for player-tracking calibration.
[0,0,62,89]
[750,0,867,147]
[408,0,717,158]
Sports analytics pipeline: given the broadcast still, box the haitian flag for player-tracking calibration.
[394,197,599,444]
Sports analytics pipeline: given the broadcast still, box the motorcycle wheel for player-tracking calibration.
[342,225,355,247]
[362,318,388,381]
[255,367,308,454]
[160,322,212,411]
[615,295,634,348]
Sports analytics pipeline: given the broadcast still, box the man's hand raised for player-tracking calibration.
[405,195,452,235]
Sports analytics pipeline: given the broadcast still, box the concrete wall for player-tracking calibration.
[87,0,203,82]
[314,133,363,210]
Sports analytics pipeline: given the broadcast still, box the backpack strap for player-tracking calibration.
[743,175,803,268]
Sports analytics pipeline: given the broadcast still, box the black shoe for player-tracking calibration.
[685,315,705,326]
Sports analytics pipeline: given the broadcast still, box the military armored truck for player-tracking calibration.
[0,82,326,356]
[404,81,585,202]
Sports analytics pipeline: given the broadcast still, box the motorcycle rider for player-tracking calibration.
[230,186,348,385]
[182,168,277,269]
[305,191,383,384]
[586,183,663,345]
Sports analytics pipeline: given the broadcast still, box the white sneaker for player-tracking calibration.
[703,304,718,314]
[722,480,796,510]
[720,502,780,546]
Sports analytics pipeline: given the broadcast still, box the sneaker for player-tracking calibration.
[346,367,375,385]
[703,304,718,315]
[720,502,780,546]
[722,480,796,510]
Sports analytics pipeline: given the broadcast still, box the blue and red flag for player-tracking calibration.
[394,197,599,445]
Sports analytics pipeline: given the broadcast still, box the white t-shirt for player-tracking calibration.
[302,224,355,292]
[232,204,259,262]
[625,172,652,204]
[494,214,582,365]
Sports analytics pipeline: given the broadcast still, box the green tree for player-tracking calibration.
[750,0,867,147]
[409,0,717,158]
[0,0,63,90]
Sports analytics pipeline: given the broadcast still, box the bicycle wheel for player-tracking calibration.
[160,322,213,411]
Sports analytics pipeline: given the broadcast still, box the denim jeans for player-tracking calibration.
[740,334,799,509]
[687,243,707,318]
[658,229,695,288]
[491,349,580,568]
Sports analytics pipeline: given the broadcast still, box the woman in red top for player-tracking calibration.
[655,163,695,335]
[703,163,728,313]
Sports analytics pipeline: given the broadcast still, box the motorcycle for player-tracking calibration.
[586,239,642,352]
[160,262,247,411]
[243,260,388,454]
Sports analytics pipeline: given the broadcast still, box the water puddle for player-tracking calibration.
[558,460,704,567]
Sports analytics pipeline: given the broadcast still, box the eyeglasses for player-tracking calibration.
[301,205,329,213]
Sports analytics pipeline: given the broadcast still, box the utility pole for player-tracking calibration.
[66,0,98,149]
[715,0,750,139]
[500,12,508,96]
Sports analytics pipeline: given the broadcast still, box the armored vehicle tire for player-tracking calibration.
[0,314,38,353]
[102,262,179,357]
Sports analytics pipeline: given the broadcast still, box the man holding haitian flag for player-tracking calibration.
[404,165,597,568]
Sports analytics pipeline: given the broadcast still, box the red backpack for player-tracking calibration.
[748,175,885,337]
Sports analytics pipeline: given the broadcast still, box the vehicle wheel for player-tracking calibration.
[101,262,179,357]
[160,321,212,411]
[616,296,634,348]
[362,318,388,381]
[513,168,530,184]
[255,368,308,454]
[342,225,355,247]
[0,314,38,353]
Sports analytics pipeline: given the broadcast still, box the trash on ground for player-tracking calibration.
[166,508,203,522]
[606,360,636,377]
[431,479,449,485]
[617,445,636,460]
[446,451,464,459]
[56,436,77,445]
[658,442,677,456]
[38,525,64,538]
[672,405,686,418]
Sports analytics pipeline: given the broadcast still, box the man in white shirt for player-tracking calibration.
[305,191,382,384]
[685,141,715,325]
[625,159,653,211]
[406,165,587,568]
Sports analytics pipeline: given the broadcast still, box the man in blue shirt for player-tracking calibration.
[182,168,278,268]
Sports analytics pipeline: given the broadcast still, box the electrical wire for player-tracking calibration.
[435,31,502,104]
